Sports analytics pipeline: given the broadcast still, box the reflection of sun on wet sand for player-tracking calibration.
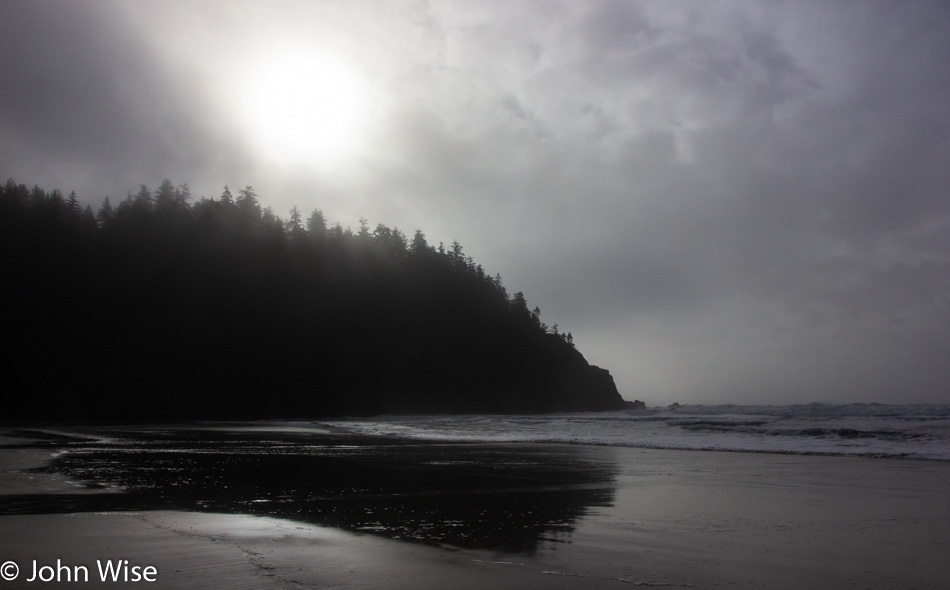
[1,511,599,590]
[2,427,950,589]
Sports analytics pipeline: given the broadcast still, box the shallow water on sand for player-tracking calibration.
[5,424,950,588]
[7,427,617,553]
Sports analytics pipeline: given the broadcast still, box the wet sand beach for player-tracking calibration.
[2,426,949,589]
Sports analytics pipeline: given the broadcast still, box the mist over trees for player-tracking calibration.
[1,178,623,421]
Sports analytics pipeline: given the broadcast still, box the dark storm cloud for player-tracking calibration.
[3,0,949,404]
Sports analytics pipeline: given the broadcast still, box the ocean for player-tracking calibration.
[9,403,950,589]
[323,403,950,461]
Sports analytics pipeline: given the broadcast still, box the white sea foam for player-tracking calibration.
[320,403,950,461]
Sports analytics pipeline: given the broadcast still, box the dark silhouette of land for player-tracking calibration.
[1,178,624,421]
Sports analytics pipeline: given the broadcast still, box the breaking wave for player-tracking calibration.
[321,403,950,461]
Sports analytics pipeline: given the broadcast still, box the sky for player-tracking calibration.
[2,0,949,406]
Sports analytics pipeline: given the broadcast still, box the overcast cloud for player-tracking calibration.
[3,0,949,405]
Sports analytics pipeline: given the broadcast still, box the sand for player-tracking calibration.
[2,427,949,589]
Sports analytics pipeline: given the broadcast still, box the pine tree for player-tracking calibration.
[154,179,176,212]
[286,206,303,237]
[411,230,430,255]
[307,209,327,239]
[66,191,81,216]
[174,183,191,208]
[236,186,261,220]
[132,185,152,214]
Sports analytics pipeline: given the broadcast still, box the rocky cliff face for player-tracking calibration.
[547,364,625,412]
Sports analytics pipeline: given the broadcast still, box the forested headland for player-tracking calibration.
[1,178,624,422]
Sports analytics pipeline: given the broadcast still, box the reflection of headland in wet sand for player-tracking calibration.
[6,427,619,554]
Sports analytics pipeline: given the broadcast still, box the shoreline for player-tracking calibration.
[0,435,634,589]
[7,408,949,463]
[0,430,595,589]
[3,426,950,589]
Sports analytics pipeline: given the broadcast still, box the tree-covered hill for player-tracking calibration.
[1,178,624,421]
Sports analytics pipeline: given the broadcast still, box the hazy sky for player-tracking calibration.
[3,0,949,405]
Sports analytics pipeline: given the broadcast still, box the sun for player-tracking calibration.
[238,46,371,165]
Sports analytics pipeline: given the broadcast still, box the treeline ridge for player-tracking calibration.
[0,178,624,421]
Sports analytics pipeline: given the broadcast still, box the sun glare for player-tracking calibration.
[238,47,370,165]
